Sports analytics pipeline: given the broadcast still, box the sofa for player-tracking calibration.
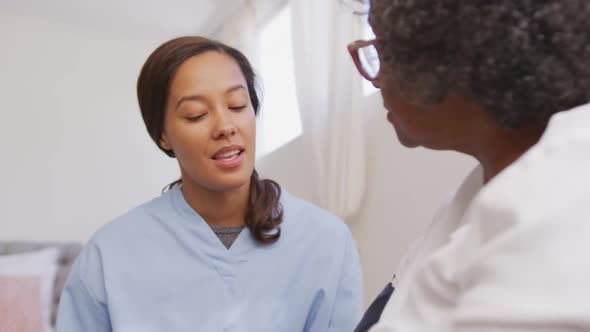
[0,241,83,328]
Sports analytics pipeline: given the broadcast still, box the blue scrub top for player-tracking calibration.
[56,186,363,332]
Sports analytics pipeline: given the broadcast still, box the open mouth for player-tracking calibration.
[212,149,244,161]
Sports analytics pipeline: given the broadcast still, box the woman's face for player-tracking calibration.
[369,0,474,151]
[375,75,467,150]
[160,51,256,191]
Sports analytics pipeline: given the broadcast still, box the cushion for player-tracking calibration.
[0,275,43,332]
[0,242,82,326]
[0,247,59,332]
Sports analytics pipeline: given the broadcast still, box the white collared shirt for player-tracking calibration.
[371,103,590,332]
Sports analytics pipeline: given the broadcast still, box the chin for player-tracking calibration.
[184,169,251,193]
[213,171,253,191]
[212,179,250,192]
[393,130,421,148]
[398,140,421,148]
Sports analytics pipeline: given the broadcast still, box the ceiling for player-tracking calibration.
[0,0,245,39]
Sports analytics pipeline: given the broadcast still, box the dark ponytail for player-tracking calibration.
[246,170,283,243]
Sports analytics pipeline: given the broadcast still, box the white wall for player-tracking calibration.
[0,14,179,242]
[349,93,476,306]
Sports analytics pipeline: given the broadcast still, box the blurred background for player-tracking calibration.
[0,0,475,307]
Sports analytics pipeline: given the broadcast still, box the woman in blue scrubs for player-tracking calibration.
[56,36,362,332]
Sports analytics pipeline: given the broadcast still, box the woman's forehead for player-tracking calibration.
[172,53,246,90]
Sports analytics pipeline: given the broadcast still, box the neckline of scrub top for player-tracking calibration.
[167,185,259,257]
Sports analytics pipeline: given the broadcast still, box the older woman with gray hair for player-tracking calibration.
[348,0,590,331]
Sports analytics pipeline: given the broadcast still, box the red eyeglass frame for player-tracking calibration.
[347,39,379,82]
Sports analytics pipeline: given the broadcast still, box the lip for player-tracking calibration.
[211,145,245,169]
[386,110,395,123]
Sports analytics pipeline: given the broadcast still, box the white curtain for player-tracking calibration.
[215,0,367,221]
[290,0,366,220]
[214,1,259,64]
[214,0,286,67]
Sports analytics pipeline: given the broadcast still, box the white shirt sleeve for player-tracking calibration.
[371,193,590,332]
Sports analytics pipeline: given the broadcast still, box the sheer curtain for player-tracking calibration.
[214,0,286,67]
[215,0,367,221]
[214,1,259,64]
[290,0,366,220]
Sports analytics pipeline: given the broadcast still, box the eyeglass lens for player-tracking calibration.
[359,45,380,79]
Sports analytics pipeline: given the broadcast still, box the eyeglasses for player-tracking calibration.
[347,39,380,81]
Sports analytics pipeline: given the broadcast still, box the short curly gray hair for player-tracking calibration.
[368,0,590,128]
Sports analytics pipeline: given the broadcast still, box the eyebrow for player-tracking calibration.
[175,84,247,110]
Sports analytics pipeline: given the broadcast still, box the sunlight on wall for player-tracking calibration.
[256,4,303,158]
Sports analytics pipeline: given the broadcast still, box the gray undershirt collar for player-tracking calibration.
[210,225,246,249]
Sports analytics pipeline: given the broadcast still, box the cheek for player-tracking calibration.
[383,93,423,131]
[240,110,257,139]
[248,115,256,138]
[166,121,208,157]
[378,75,398,109]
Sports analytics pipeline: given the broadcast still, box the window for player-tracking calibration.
[256,4,303,159]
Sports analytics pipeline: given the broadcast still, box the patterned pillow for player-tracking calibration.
[0,275,43,332]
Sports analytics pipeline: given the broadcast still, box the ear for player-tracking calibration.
[160,131,172,151]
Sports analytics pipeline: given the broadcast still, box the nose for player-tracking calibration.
[212,111,237,140]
